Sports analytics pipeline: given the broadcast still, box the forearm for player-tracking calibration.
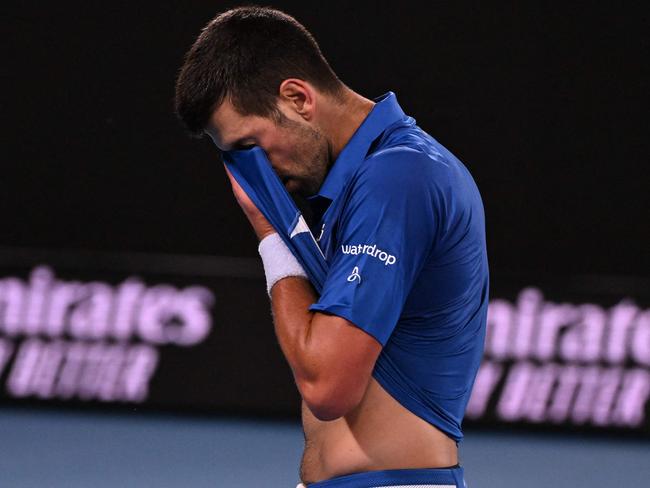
[269,277,320,387]
[270,276,360,420]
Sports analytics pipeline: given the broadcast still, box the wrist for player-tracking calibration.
[257,227,277,241]
[258,233,308,296]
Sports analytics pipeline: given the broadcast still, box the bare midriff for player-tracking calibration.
[300,377,458,484]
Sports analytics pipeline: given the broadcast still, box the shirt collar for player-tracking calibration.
[309,91,406,203]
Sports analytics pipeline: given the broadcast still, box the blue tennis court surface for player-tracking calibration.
[0,407,648,487]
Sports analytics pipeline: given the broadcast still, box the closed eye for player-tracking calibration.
[232,139,256,150]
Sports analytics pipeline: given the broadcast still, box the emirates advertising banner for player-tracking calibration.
[0,250,648,437]
[465,283,650,436]
[0,250,301,415]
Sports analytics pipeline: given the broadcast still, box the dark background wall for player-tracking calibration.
[4,1,648,276]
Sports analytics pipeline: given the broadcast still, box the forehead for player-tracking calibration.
[205,99,271,150]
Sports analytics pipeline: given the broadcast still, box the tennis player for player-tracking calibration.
[175,7,488,487]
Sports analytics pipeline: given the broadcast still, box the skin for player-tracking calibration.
[206,80,458,484]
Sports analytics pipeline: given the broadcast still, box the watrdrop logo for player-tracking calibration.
[340,244,397,266]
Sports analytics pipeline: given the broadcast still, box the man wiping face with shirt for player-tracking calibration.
[175,7,488,488]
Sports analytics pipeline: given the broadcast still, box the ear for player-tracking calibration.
[278,79,316,121]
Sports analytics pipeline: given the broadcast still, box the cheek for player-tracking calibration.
[262,134,302,170]
[263,146,293,173]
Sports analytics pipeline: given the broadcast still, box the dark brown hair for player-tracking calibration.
[175,6,343,136]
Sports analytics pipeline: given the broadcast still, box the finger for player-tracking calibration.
[223,163,237,186]
[222,163,258,212]
[223,163,246,196]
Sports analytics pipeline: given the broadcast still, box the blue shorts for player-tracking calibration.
[305,466,466,487]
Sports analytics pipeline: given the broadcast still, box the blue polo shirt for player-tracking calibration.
[308,93,488,442]
[223,92,488,442]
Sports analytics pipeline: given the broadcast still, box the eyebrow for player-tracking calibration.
[204,127,249,151]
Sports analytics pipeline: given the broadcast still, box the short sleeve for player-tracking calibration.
[309,148,441,345]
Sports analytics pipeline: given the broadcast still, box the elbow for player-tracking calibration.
[299,379,364,421]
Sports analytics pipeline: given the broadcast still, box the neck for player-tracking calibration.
[322,89,375,163]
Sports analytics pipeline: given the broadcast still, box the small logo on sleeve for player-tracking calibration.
[346,266,361,283]
[340,244,397,266]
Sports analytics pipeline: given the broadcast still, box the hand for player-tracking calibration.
[224,164,277,241]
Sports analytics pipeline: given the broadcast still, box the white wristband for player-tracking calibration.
[258,233,308,296]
